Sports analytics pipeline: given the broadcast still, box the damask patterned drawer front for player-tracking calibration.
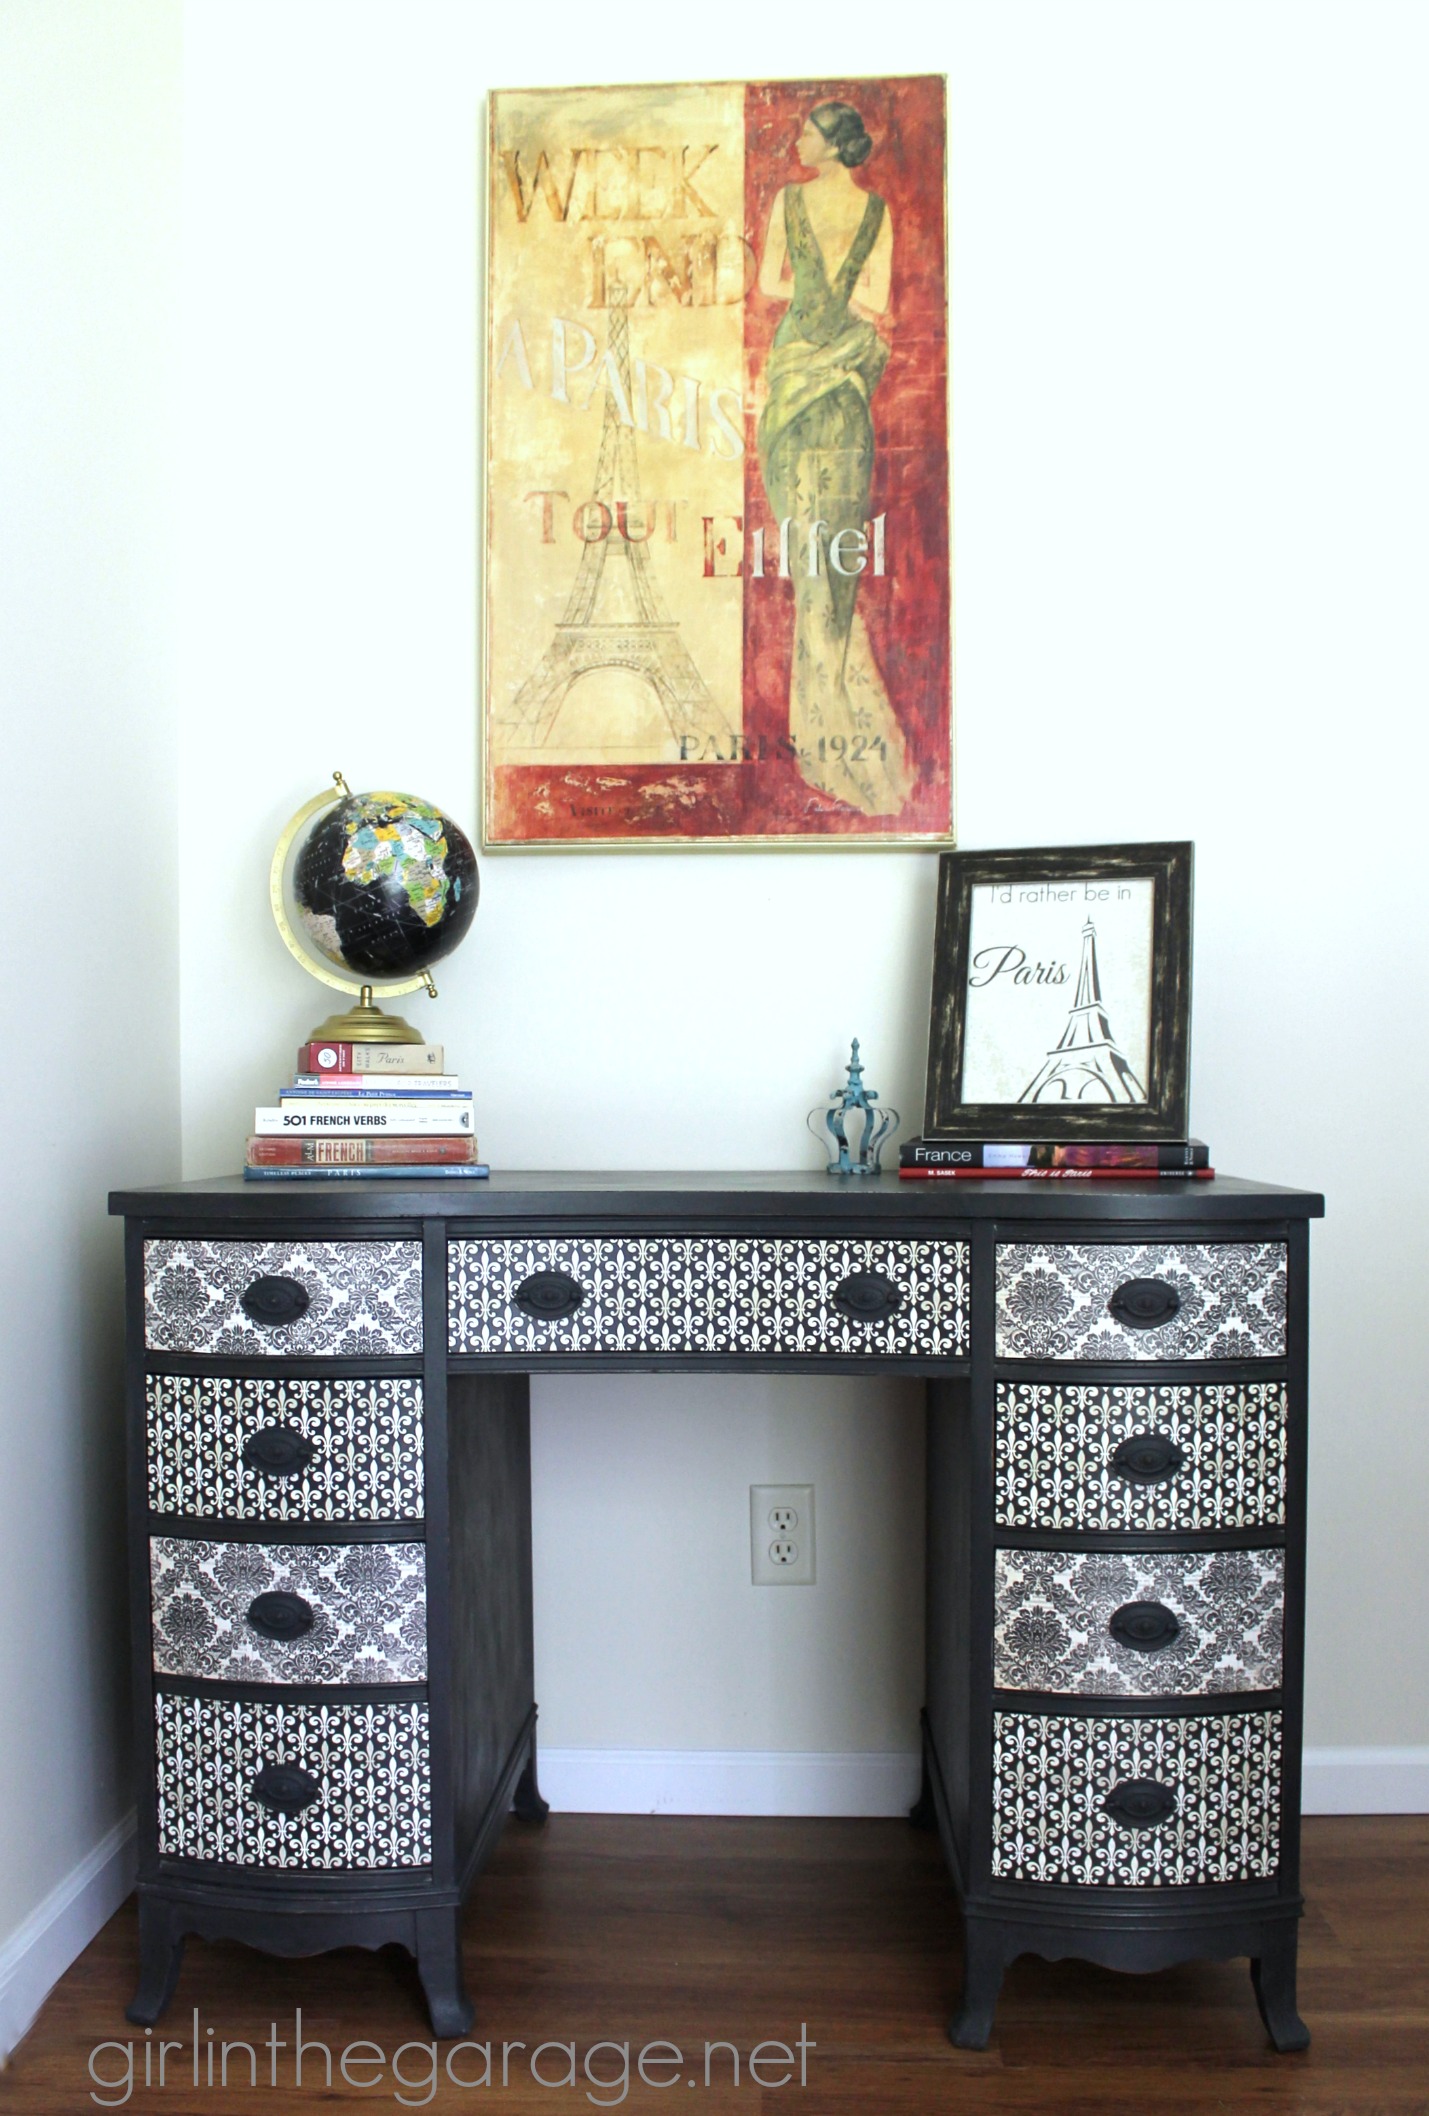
[992,1708,1282,1886]
[150,1538,426,1685]
[995,1242,1287,1362]
[449,1236,970,1358]
[995,1380,1287,1532]
[993,1547,1283,1697]
[154,1691,430,1869]
[144,1239,423,1357]
[146,1373,423,1524]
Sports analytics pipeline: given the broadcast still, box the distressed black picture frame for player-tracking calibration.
[923,841,1193,1140]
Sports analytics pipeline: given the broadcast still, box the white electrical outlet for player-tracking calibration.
[750,1484,815,1585]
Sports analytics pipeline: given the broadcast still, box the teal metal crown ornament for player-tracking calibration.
[808,1039,900,1177]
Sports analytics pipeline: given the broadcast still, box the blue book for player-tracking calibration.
[243,1164,490,1181]
[279,1085,472,1100]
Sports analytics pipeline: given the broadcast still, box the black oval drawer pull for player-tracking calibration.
[1109,1599,1181,1653]
[240,1275,311,1327]
[246,1591,315,1642]
[241,1424,315,1477]
[514,1270,586,1319]
[832,1270,904,1321]
[251,1763,320,1814]
[1110,1433,1185,1485]
[1103,1778,1177,1829]
[1107,1277,1181,1329]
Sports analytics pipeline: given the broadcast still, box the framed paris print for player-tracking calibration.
[924,843,1194,1140]
[483,77,952,848]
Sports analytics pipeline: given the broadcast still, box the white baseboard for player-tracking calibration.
[539,1747,923,1817]
[541,1746,1429,1820]
[1301,1746,1429,1814]
[0,1811,136,2065]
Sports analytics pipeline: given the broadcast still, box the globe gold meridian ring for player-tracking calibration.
[270,782,432,1045]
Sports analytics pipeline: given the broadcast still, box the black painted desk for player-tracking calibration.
[109,1172,1322,2050]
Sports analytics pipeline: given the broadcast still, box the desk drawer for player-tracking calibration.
[993,1547,1283,1697]
[994,1242,1287,1361]
[995,1380,1287,1532]
[150,1537,427,1685]
[143,1239,423,1357]
[448,1235,970,1357]
[991,1707,1282,1886]
[145,1374,424,1525]
[154,1690,430,1869]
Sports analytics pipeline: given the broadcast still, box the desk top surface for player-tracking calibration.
[110,1170,1324,1225]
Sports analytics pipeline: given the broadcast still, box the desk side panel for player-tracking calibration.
[925,1376,972,1884]
[447,1372,536,1885]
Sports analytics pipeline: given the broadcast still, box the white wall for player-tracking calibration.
[0,0,183,2054]
[176,0,1429,1772]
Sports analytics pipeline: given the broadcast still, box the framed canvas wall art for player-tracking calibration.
[483,77,952,848]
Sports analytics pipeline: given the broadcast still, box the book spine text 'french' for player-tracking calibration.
[246,1135,481,1166]
[254,1101,473,1135]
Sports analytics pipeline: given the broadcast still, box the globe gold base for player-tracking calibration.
[307,986,425,1046]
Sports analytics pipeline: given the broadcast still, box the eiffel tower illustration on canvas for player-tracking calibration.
[499,289,735,754]
[1020,919,1148,1103]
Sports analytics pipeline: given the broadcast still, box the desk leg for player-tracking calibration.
[908,1718,937,1831]
[126,1895,185,2025]
[949,1918,1004,2050]
[416,1906,475,2039]
[1251,1929,1310,2052]
[513,1713,550,1823]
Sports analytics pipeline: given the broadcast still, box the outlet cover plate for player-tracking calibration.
[751,1484,815,1585]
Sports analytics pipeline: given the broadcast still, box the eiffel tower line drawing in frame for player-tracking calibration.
[1019,919,1148,1105]
[482,78,954,849]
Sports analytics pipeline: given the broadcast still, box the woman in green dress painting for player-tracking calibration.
[757,101,912,817]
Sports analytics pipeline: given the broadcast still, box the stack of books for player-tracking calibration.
[243,1040,490,1182]
[898,1138,1213,1181]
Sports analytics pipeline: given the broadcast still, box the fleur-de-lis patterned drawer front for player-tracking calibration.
[995,1380,1288,1533]
[154,1691,430,1869]
[449,1236,970,1357]
[992,1708,1282,1886]
[994,1243,1287,1362]
[993,1547,1283,1697]
[145,1374,424,1524]
[143,1239,423,1357]
[150,1538,426,1685]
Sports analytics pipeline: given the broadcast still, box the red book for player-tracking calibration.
[297,1041,445,1076]
[246,1135,480,1167]
[291,1074,460,1091]
[899,1166,1216,1181]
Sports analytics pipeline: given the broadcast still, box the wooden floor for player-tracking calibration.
[6,1815,1427,2112]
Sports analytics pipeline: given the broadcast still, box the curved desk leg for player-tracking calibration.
[513,1721,550,1825]
[949,1919,1004,2050]
[908,1743,937,1832]
[126,1897,185,2026]
[1251,1931,1310,2053]
[416,1907,474,2040]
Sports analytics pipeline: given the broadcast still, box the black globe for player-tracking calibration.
[289,791,478,980]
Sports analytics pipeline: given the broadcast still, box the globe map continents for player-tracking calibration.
[287,791,478,981]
